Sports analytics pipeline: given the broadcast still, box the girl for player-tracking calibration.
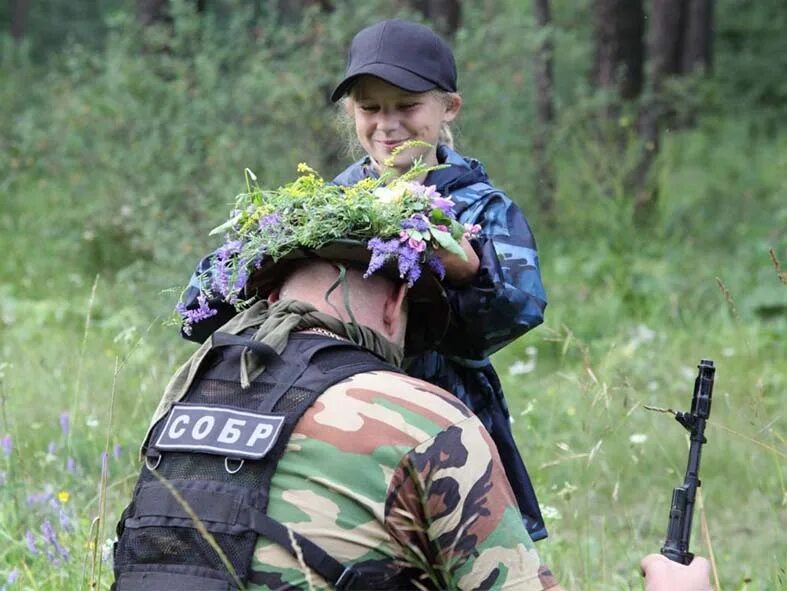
[180,18,549,541]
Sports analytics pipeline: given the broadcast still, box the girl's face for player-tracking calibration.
[348,76,461,175]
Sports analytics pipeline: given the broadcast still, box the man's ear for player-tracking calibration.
[383,282,409,339]
[267,287,280,303]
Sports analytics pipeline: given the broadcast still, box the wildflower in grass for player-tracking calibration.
[58,504,75,533]
[1,567,20,591]
[59,412,70,436]
[41,520,69,561]
[101,538,115,563]
[66,457,76,474]
[629,433,648,444]
[539,505,562,520]
[114,443,123,460]
[24,530,37,555]
[1,435,11,456]
[47,441,57,455]
[27,485,54,507]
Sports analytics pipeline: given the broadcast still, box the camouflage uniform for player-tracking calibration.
[250,369,558,590]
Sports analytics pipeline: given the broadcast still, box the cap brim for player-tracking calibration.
[247,240,449,355]
[330,63,438,102]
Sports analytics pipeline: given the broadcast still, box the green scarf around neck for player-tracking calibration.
[142,298,402,455]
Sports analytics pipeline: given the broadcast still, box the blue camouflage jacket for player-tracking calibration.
[179,144,549,539]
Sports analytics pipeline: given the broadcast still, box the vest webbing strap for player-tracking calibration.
[244,508,359,590]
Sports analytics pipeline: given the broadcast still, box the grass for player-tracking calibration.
[2,168,785,591]
[1,8,785,588]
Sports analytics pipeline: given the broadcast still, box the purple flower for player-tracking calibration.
[24,530,38,555]
[400,214,430,233]
[212,257,232,298]
[59,412,70,436]
[41,520,69,561]
[5,568,19,584]
[396,242,423,287]
[66,457,76,474]
[27,487,54,507]
[113,444,123,460]
[406,182,439,200]
[426,254,446,280]
[463,223,482,238]
[258,212,281,229]
[1,435,11,457]
[59,506,75,533]
[47,441,57,455]
[177,294,219,337]
[215,239,243,260]
[408,238,426,253]
[364,238,400,279]
[430,195,456,217]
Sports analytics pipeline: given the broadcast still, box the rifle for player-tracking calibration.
[660,359,715,565]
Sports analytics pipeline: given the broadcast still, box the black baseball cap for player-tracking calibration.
[330,19,458,103]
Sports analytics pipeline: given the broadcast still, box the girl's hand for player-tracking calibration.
[641,554,713,591]
[438,236,480,285]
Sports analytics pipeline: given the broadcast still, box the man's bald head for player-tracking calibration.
[269,260,409,347]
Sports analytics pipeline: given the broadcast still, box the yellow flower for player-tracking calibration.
[296,162,319,177]
[58,490,70,504]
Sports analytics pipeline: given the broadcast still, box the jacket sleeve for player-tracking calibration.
[439,192,547,359]
[178,252,237,343]
[388,416,558,590]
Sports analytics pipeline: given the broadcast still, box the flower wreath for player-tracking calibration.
[178,144,481,335]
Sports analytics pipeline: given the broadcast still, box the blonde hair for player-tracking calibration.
[336,88,459,159]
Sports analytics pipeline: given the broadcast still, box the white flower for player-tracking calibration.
[508,359,536,376]
[540,505,562,520]
[373,183,408,204]
[629,433,648,444]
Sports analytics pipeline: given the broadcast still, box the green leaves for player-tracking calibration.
[430,226,466,260]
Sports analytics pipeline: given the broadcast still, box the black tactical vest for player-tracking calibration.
[112,331,401,590]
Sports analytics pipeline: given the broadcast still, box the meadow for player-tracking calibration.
[1,1,785,589]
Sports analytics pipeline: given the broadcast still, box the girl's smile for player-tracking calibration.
[348,76,461,176]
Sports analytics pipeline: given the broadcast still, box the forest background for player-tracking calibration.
[0,0,785,589]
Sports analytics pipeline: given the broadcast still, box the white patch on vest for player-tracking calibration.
[155,403,285,459]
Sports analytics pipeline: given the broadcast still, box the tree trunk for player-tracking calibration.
[681,0,713,74]
[409,0,462,38]
[532,0,556,219]
[276,0,333,18]
[648,0,686,79]
[137,0,170,26]
[591,0,645,100]
[9,0,31,42]
[137,0,208,26]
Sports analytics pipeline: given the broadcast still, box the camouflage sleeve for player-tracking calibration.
[441,192,547,359]
[385,415,559,590]
[178,252,237,343]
